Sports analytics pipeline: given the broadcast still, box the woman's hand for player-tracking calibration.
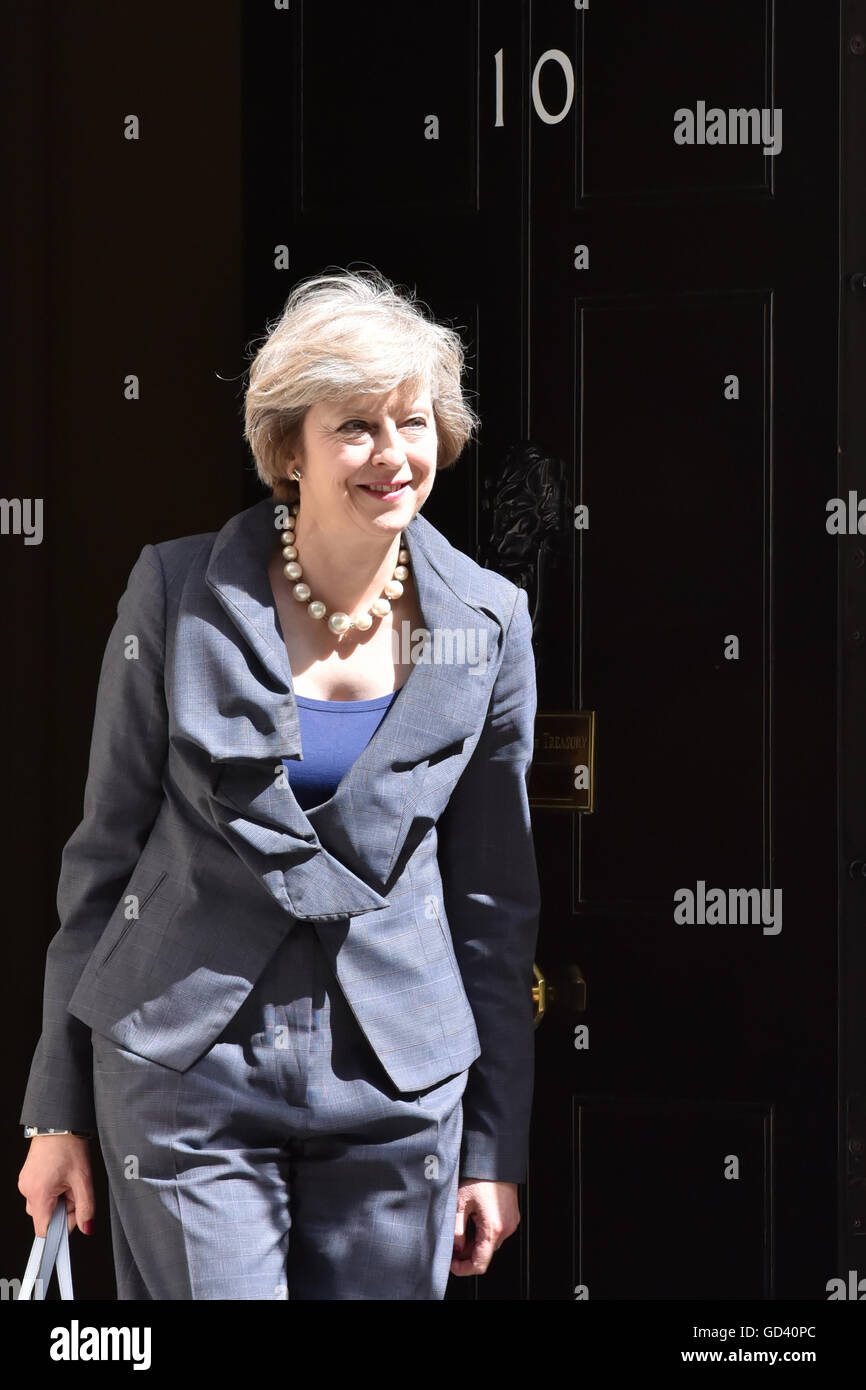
[18,1135,95,1238]
[451,1179,520,1276]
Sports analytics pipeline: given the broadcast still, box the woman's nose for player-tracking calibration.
[372,425,407,464]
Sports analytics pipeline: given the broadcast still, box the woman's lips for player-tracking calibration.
[358,481,410,498]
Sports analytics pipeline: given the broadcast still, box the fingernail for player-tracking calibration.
[81,1220,93,1235]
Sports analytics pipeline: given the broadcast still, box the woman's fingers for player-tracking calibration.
[18,1135,95,1237]
[66,1165,96,1234]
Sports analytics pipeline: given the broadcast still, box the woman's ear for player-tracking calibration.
[271,469,300,507]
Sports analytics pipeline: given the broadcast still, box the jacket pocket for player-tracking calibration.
[96,869,169,971]
[431,901,463,980]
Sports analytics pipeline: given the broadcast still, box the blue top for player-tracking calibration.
[282,690,399,812]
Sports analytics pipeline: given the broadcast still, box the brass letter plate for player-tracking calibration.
[529,710,596,811]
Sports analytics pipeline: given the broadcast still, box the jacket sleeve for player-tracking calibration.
[435,583,541,1183]
[19,544,169,1132]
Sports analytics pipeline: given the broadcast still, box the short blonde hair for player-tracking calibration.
[243,266,480,502]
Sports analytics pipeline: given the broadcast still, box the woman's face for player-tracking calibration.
[288,384,438,541]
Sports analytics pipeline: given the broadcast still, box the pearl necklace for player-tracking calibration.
[280,503,410,635]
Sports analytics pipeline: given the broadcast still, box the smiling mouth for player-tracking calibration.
[358,481,411,495]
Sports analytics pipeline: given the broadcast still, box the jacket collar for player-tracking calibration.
[203,493,505,732]
[198,494,505,905]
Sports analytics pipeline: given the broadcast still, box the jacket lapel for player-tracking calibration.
[200,495,505,906]
[201,494,303,760]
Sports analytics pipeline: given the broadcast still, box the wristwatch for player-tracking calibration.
[24,1126,91,1138]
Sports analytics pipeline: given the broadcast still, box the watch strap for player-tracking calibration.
[24,1127,91,1138]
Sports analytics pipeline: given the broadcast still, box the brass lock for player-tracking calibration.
[532,961,588,1026]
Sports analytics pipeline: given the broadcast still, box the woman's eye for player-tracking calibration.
[340,418,427,432]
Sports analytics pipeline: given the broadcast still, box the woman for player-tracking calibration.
[18,268,541,1300]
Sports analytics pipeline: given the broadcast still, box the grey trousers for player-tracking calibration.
[91,921,468,1300]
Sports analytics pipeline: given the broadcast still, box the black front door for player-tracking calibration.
[243,0,845,1301]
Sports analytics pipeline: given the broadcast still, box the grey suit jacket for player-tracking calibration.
[20,495,541,1181]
